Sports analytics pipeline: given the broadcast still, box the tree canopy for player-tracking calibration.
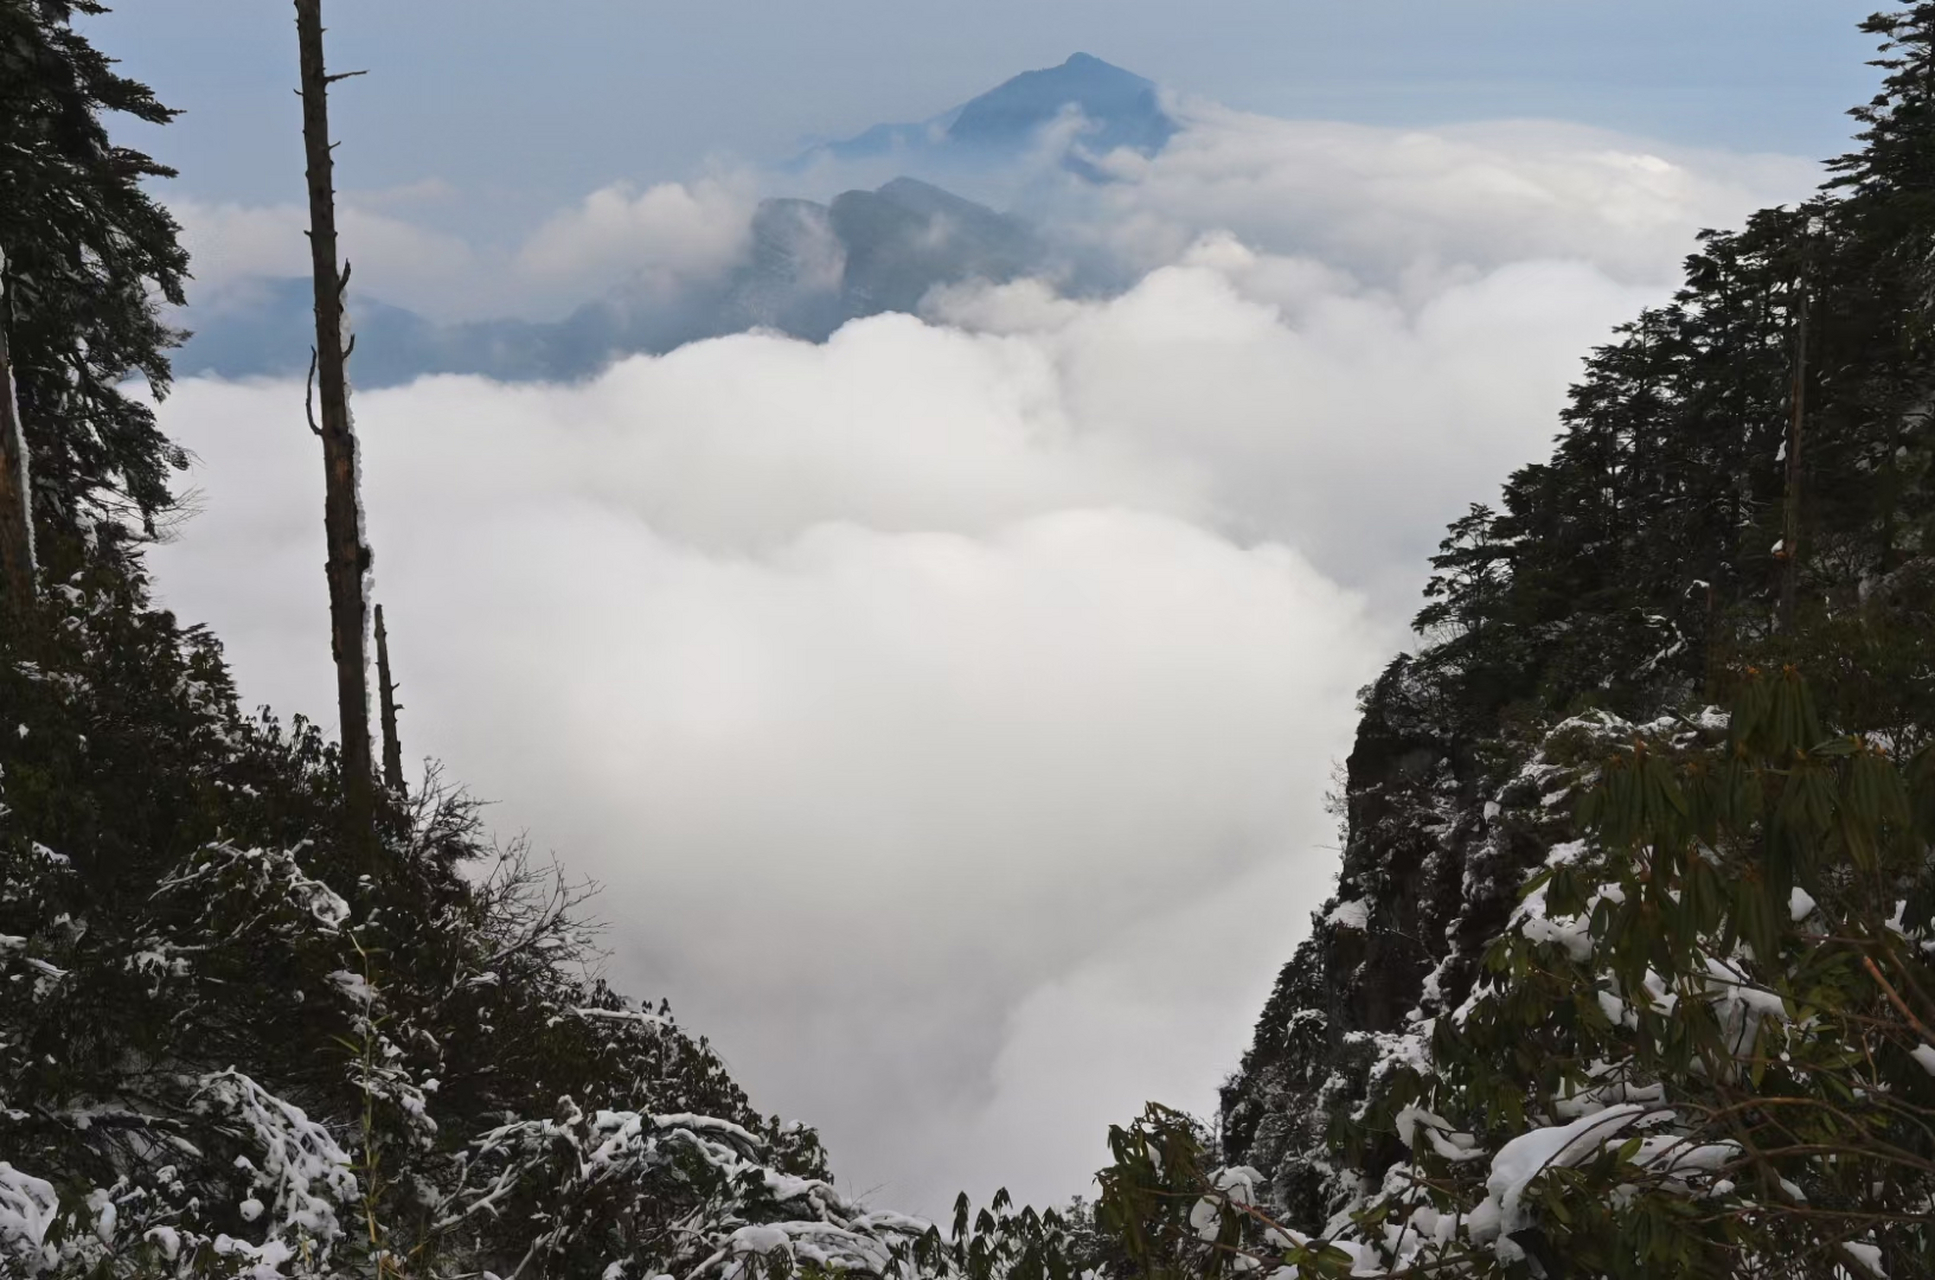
[0,0,189,551]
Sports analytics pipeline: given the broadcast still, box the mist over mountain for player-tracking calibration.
[804,52,1177,174]
[171,54,1171,388]
[174,176,1049,386]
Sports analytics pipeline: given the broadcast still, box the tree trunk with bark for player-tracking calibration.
[1779,272,1808,635]
[295,0,376,847]
[375,602,404,794]
[0,251,36,630]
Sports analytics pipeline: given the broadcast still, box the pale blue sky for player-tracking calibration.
[95,0,1879,220]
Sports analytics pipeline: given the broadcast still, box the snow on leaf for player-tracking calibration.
[1325,898,1370,931]
[0,1162,60,1272]
[1842,1241,1888,1278]
[190,1069,357,1250]
[1480,1105,1647,1249]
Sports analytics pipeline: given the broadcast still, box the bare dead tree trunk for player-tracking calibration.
[0,251,37,630]
[375,602,404,794]
[295,0,376,847]
[1779,270,1809,635]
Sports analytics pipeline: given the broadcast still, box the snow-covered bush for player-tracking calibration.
[1115,672,1935,1277]
[0,559,1103,1280]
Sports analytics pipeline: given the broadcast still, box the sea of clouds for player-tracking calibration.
[147,100,1818,1215]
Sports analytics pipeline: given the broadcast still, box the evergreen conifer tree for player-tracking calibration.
[1210,5,1935,1275]
[0,0,189,571]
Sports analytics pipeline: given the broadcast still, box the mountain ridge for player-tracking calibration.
[173,52,1175,386]
[172,175,1049,385]
[806,52,1177,167]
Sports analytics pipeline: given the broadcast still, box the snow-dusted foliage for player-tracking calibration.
[1209,9,1935,1274]
[440,1102,940,1277]
[1130,681,1935,1276]
[0,543,1103,1280]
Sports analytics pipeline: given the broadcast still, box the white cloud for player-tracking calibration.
[144,104,1825,1220]
[146,228,1660,1214]
[927,852,1308,1212]
[172,198,475,315]
[144,221,1635,1219]
[171,176,760,323]
[146,353,1384,1216]
[926,241,1656,612]
[379,314,1185,550]
[513,175,757,306]
[1058,105,1819,289]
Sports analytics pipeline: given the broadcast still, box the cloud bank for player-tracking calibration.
[169,107,1815,328]
[513,175,758,312]
[147,106,1821,1216]
[145,251,1629,1213]
[173,196,477,315]
[173,175,760,322]
[148,352,1382,1216]
[1061,105,1815,288]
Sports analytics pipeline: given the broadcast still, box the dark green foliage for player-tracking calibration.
[0,0,190,542]
[1396,671,1935,1276]
[1400,1,1935,739]
[1217,4,1935,1273]
[0,548,858,1276]
[1170,675,1935,1277]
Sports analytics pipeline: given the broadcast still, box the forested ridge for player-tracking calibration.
[7,1,1935,1277]
[1217,5,1935,1275]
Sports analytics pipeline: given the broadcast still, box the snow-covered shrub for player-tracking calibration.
[1,557,1111,1280]
[1117,671,1935,1277]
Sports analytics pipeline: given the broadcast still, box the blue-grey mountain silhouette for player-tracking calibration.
[174,55,1168,386]
[807,53,1176,171]
[175,178,1048,386]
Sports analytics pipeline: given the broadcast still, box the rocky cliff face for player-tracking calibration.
[1218,651,1700,1233]
[1216,22,1935,1214]
[1220,657,1502,1227]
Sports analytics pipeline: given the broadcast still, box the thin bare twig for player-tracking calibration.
[305,347,321,437]
[1865,954,1935,1047]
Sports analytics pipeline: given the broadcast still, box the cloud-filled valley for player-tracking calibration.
[145,60,1825,1216]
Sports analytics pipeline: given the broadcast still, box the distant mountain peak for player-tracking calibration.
[805,52,1177,170]
[944,52,1171,154]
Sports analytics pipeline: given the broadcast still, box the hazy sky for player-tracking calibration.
[125,0,1882,1222]
[95,2,1875,229]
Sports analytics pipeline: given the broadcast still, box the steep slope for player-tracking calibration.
[1218,2,1935,1261]
[828,177,1043,316]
